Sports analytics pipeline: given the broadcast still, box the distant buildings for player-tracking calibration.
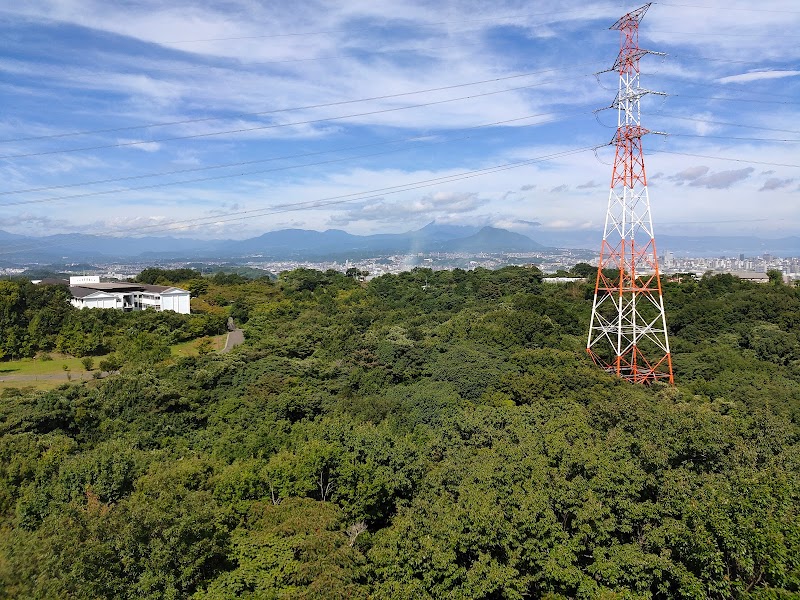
[34,276,191,314]
[542,277,585,284]
[709,271,770,284]
[658,254,800,283]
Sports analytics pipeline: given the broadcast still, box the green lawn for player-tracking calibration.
[0,354,107,377]
[0,354,105,392]
[0,380,68,393]
[0,333,228,391]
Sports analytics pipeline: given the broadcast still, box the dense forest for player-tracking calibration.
[0,277,227,361]
[0,267,798,598]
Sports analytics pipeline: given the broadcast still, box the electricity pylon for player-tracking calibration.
[586,3,674,384]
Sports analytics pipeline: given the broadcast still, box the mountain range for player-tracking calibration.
[0,222,797,263]
[0,223,544,263]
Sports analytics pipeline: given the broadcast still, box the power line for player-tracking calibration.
[659,218,770,225]
[0,144,456,208]
[157,7,603,44]
[3,11,620,92]
[0,110,587,197]
[646,73,800,101]
[10,116,783,207]
[672,53,800,67]
[668,93,800,105]
[6,129,794,225]
[0,109,592,206]
[652,149,800,168]
[6,143,795,258]
[656,2,800,15]
[145,147,595,234]
[0,63,601,144]
[596,93,800,121]
[6,57,784,156]
[648,30,800,38]
[34,40,490,81]
[148,14,800,47]
[0,77,596,161]
[0,145,597,256]
[658,113,800,135]
[669,133,800,143]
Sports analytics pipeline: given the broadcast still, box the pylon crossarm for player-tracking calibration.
[612,86,665,105]
[610,4,652,31]
[612,49,650,72]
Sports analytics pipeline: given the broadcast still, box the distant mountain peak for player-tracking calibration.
[439,226,544,252]
[414,221,482,240]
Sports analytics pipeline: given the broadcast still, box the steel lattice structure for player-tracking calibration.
[587,3,674,384]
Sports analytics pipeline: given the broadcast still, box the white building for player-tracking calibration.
[69,275,101,286]
[706,270,771,284]
[36,278,191,314]
[542,277,586,284]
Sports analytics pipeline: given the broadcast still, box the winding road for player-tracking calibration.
[220,329,244,353]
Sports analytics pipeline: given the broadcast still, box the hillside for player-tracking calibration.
[0,268,798,598]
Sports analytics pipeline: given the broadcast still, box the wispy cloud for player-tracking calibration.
[117,139,162,152]
[577,180,601,189]
[0,1,798,240]
[669,166,709,183]
[689,167,754,189]
[0,212,74,232]
[329,190,487,227]
[544,219,593,230]
[718,70,800,84]
[759,177,795,192]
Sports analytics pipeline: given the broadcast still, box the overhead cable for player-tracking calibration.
[0,145,597,256]
[652,149,800,168]
[0,77,595,160]
[658,114,800,135]
[0,110,593,207]
[158,7,601,44]
[656,2,800,14]
[0,62,602,144]
[1,109,590,197]
[669,133,800,143]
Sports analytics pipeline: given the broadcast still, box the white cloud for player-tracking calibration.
[644,1,800,62]
[117,139,162,152]
[759,177,795,191]
[576,180,601,189]
[669,165,709,183]
[329,190,487,227]
[718,70,800,84]
[689,167,754,189]
[0,1,798,241]
[545,219,593,230]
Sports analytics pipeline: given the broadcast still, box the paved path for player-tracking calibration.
[221,329,244,353]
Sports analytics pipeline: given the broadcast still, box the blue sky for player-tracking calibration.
[0,0,798,242]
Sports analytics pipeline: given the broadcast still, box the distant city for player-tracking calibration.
[661,252,800,282]
[3,248,799,283]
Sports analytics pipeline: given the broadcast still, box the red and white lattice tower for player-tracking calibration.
[586,3,673,384]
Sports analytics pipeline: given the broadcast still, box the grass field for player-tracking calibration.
[0,333,229,392]
[170,333,227,357]
[0,355,103,393]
